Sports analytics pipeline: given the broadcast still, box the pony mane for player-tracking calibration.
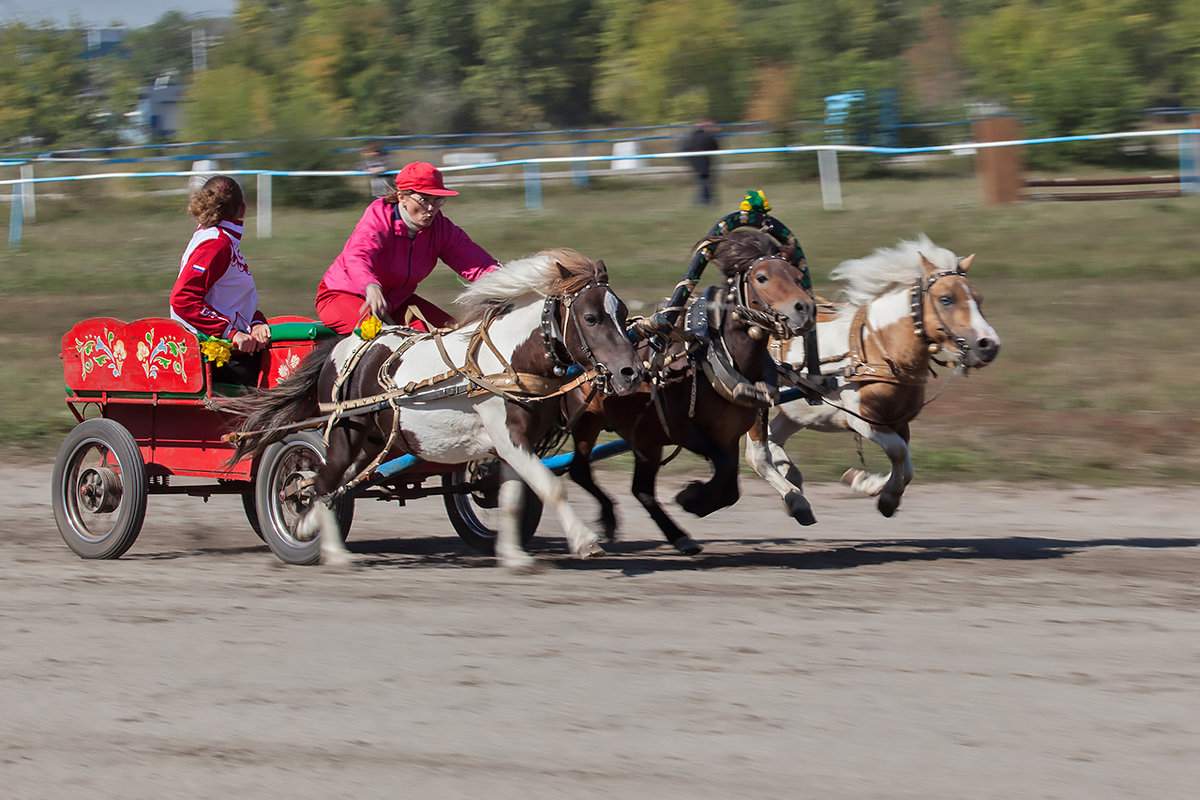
[453,248,601,325]
[700,228,783,278]
[829,234,959,306]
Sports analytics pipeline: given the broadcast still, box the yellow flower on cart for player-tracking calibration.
[200,338,233,368]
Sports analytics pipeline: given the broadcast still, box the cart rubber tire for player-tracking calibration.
[443,465,543,555]
[51,418,148,559]
[254,431,354,565]
[242,491,264,541]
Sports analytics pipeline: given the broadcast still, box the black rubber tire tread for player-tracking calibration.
[442,464,543,555]
[254,431,354,565]
[51,418,148,559]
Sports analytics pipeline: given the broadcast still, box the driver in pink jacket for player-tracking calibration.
[316,161,500,334]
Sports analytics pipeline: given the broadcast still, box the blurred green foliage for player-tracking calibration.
[4,1,1200,155]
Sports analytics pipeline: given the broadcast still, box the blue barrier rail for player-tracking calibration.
[5,126,1200,246]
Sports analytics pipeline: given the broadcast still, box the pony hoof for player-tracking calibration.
[498,551,538,571]
[877,500,899,518]
[784,491,817,526]
[576,541,607,560]
[504,559,543,574]
[672,536,703,556]
[320,551,356,570]
[840,468,862,487]
[792,507,817,526]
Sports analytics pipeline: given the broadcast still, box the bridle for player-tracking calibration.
[540,280,620,395]
[909,268,972,363]
[724,255,809,340]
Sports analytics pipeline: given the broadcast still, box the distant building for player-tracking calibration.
[136,75,185,139]
[84,27,127,59]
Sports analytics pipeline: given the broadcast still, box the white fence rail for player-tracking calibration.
[5,127,1200,248]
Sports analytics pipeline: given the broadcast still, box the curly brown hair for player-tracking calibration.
[187,175,244,227]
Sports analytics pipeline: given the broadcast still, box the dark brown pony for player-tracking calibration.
[565,228,815,554]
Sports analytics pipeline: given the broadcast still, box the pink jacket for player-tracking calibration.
[318,198,497,312]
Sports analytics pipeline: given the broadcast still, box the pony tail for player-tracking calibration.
[222,338,339,464]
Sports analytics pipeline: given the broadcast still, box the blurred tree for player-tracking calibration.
[0,24,94,148]
[963,0,1147,163]
[596,0,748,124]
[399,0,482,132]
[462,0,599,129]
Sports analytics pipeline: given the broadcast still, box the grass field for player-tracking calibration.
[3,162,1198,485]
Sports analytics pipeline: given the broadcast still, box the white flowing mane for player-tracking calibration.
[830,234,960,307]
[453,248,597,324]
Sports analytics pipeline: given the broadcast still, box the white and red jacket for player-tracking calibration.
[169,219,266,339]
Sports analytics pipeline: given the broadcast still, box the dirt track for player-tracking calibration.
[2,464,1198,799]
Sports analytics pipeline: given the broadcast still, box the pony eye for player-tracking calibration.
[583,312,600,325]
[755,273,769,284]
[938,294,954,306]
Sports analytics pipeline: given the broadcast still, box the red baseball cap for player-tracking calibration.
[394,161,459,196]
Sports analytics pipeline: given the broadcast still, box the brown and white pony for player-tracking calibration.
[746,234,1000,522]
[228,249,642,569]
[566,228,815,554]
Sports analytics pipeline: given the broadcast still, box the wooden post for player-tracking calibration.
[974,115,1023,204]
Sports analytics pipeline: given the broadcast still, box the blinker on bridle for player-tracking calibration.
[539,281,618,392]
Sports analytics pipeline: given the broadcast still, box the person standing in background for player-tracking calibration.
[682,119,720,205]
[358,144,392,197]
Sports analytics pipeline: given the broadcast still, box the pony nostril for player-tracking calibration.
[978,338,999,361]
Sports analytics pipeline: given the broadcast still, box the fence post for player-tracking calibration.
[572,143,589,189]
[817,149,843,211]
[1181,113,1200,195]
[19,163,35,222]
[524,162,542,210]
[8,182,23,248]
[974,115,1023,204]
[256,173,272,239]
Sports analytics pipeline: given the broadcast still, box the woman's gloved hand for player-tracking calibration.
[358,283,390,322]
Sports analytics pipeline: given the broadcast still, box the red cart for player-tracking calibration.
[51,316,532,564]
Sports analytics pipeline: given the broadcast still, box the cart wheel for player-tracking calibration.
[254,431,354,565]
[242,492,264,541]
[443,462,543,555]
[51,418,148,559]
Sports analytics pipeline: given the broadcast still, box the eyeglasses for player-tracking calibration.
[406,192,446,210]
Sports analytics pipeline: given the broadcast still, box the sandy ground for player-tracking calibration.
[1,463,1198,799]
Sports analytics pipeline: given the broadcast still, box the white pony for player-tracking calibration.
[746,235,1000,521]
[227,249,642,568]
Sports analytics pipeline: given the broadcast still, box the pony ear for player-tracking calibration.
[957,253,975,272]
[594,259,609,283]
[918,252,938,274]
[555,260,573,281]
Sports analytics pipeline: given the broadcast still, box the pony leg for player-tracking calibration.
[494,471,536,570]
[631,449,702,555]
[296,421,366,568]
[478,406,604,564]
[745,411,816,526]
[674,436,740,518]
[566,415,619,541]
[841,426,913,518]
